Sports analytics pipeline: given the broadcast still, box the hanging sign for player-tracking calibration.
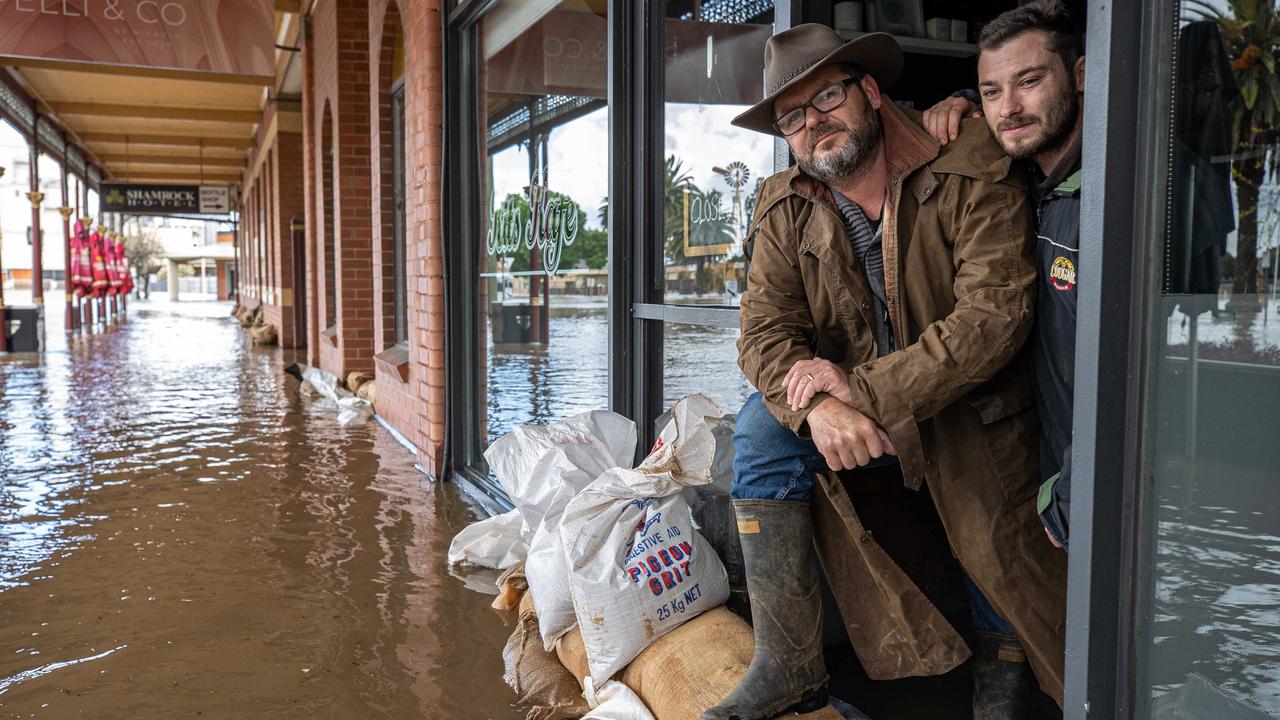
[0,0,275,77]
[100,183,231,215]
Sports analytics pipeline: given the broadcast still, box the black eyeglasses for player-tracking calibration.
[773,76,862,137]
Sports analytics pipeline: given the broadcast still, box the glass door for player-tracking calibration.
[476,0,612,446]
[1130,0,1280,716]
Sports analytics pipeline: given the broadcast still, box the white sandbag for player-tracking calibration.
[485,410,637,532]
[335,395,374,427]
[448,509,529,570]
[527,487,581,650]
[299,365,349,402]
[560,394,730,685]
[582,679,655,720]
[486,410,638,650]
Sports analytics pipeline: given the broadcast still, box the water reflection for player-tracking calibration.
[0,297,521,719]
[1143,296,1280,716]
[1148,464,1280,714]
[485,299,752,443]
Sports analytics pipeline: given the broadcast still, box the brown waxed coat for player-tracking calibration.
[737,101,1068,703]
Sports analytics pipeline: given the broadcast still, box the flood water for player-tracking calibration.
[0,296,523,719]
[485,297,754,443]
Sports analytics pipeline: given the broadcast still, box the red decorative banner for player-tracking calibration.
[0,0,274,77]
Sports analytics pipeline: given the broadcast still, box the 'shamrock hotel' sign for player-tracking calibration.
[101,184,231,214]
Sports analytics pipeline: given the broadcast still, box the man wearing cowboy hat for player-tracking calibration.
[709,24,1067,720]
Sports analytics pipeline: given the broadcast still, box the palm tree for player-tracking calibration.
[1191,0,1280,301]
[663,155,696,265]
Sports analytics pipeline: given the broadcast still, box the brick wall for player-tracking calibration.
[378,0,445,474]
[286,0,446,474]
[306,0,378,382]
[269,131,305,348]
[238,101,306,348]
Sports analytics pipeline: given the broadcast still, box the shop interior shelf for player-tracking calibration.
[838,31,978,58]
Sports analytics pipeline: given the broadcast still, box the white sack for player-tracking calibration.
[447,509,529,570]
[561,394,730,684]
[527,486,584,650]
[485,410,638,649]
[485,410,637,532]
[299,365,350,402]
[294,365,372,425]
[335,395,374,427]
[581,679,655,720]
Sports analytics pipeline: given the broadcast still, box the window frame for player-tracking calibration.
[391,77,409,346]
[1063,0,1168,717]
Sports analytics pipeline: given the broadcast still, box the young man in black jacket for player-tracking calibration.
[925,0,1083,553]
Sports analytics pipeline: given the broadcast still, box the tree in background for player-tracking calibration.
[494,191,607,274]
[125,229,165,299]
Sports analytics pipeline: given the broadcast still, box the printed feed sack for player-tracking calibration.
[560,394,730,684]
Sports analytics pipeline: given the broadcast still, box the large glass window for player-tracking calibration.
[1134,2,1280,716]
[658,0,774,413]
[478,1,611,444]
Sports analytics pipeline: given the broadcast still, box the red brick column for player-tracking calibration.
[404,0,445,475]
[308,0,377,381]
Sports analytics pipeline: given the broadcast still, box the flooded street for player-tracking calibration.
[0,297,523,719]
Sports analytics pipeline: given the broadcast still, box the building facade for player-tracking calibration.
[233,0,1280,718]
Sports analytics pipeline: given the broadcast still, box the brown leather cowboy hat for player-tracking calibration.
[731,24,903,136]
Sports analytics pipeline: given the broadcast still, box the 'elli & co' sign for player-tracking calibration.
[0,0,274,77]
[101,183,231,214]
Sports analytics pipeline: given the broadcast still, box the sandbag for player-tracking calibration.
[555,608,846,720]
[560,394,730,685]
[485,410,638,650]
[582,679,654,720]
[346,371,375,393]
[285,364,374,425]
[493,562,529,611]
[335,396,374,426]
[356,379,377,406]
[486,410,638,533]
[250,323,278,346]
[299,365,344,402]
[504,591,592,720]
[448,508,528,570]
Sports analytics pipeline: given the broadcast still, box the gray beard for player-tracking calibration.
[797,111,882,185]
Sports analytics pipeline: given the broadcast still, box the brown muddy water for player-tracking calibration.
[0,298,523,719]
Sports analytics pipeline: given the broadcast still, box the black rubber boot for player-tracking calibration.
[971,630,1032,720]
[700,500,828,720]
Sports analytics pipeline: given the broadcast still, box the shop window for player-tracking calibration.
[1133,1,1280,715]
[258,171,268,301]
[656,1,774,413]
[477,0,611,444]
[380,4,409,347]
[392,85,408,345]
[321,104,337,329]
[265,150,274,304]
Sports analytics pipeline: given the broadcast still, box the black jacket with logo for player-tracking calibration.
[1031,143,1081,550]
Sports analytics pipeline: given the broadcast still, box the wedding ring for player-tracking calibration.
[803,373,814,382]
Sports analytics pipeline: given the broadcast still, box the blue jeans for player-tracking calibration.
[731,392,894,502]
[731,392,1017,637]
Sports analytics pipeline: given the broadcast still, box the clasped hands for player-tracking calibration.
[783,358,897,472]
